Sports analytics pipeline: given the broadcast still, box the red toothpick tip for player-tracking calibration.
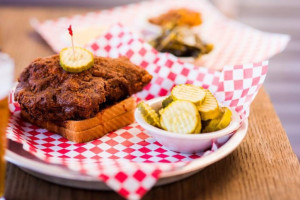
[68,25,73,36]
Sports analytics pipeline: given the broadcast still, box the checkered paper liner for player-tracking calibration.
[31,0,289,71]
[7,23,268,200]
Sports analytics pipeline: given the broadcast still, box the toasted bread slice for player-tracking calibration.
[58,97,136,132]
[21,97,136,143]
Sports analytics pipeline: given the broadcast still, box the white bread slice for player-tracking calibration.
[58,97,136,132]
[21,97,136,143]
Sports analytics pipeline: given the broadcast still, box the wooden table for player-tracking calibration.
[1,6,300,200]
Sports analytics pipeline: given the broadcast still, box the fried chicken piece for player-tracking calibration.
[15,55,152,121]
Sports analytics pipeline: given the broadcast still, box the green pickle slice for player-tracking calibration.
[60,47,94,73]
[171,84,206,105]
[202,107,232,133]
[162,96,173,108]
[193,120,202,134]
[216,107,232,130]
[160,100,200,134]
[138,101,161,128]
[197,90,220,120]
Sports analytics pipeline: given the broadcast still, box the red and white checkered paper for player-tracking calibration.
[7,23,268,200]
[31,0,289,70]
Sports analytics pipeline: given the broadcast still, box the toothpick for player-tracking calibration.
[68,25,75,59]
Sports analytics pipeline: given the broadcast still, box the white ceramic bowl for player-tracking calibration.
[135,97,241,153]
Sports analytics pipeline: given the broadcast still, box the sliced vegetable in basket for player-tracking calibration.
[171,84,206,105]
[137,101,161,128]
[160,100,200,134]
[197,89,220,120]
[193,119,202,134]
[202,107,232,133]
[216,107,232,130]
[162,96,173,108]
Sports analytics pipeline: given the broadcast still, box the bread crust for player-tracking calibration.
[58,97,136,131]
[21,97,136,143]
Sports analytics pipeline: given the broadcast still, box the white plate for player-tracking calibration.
[5,120,247,189]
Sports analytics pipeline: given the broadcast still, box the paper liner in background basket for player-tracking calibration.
[31,0,289,71]
[7,23,268,200]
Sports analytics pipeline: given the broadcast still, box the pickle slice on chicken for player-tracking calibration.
[160,100,200,134]
[137,101,161,128]
[197,90,220,120]
[171,84,206,105]
[60,47,94,73]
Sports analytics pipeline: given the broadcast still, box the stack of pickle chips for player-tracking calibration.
[150,25,213,58]
[138,84,232,134]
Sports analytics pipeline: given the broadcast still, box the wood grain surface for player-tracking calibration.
[238,0,300,158]
[1,6,300,200]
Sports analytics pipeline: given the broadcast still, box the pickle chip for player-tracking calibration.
[171,84,206,104]
[158,108,164,116]
[60,47,94,73]
[202,107,232,133]
[216,107,232,130]
[198,90,220,121]
[138,101,161,128]
[162,96,173,108]
[160,100,200,134]
[193,120,202,134]
[201,118,220,133]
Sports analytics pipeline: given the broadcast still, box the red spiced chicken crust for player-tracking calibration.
[15,55,152,121]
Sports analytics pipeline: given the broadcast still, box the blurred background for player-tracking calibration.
[0,0,299,158]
